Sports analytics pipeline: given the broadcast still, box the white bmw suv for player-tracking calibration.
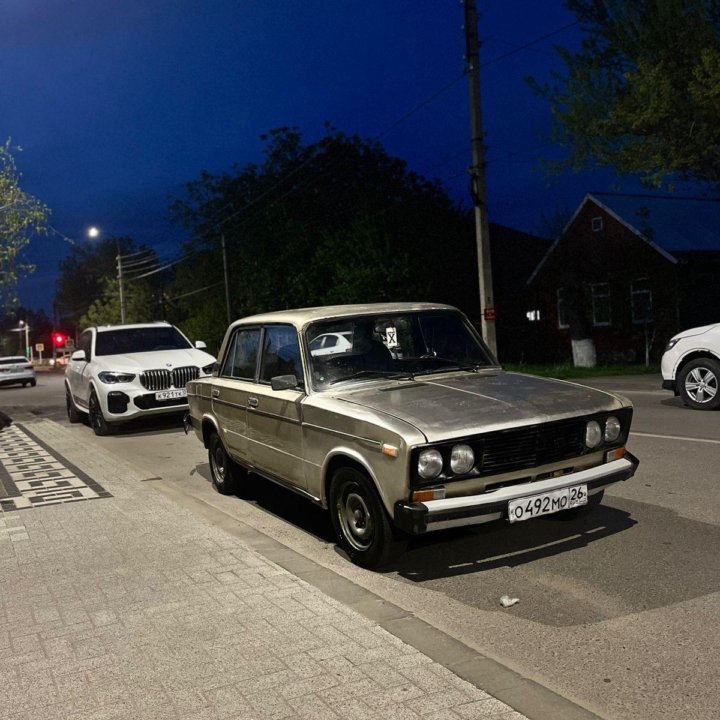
[65,322,216,434]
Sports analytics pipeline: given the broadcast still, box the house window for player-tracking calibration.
[557,288,568,329]
[631,279,653,324]
[591,283,611,326]
[591,216,603,232]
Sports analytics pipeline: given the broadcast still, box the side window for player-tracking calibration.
[557,288,568,329]
[631,279,653,324]
[221,329,260,379]
[591,283,611,326]
[259,325,304,383]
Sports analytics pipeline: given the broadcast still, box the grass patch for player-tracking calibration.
[503,363,660,379]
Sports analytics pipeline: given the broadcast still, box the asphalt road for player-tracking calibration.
[4,370,719,720]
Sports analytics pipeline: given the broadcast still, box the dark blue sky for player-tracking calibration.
[4,0,634,314]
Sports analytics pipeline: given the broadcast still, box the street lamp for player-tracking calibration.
[18,320,30,358]
[87,226,126,324]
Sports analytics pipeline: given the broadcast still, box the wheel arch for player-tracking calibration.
[201,416,221,449]
[321,449,392,516]
[675,350,720,379]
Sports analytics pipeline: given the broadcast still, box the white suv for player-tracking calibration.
[65,322,216,434]
[0,356,36,388]
[661,323,720,410]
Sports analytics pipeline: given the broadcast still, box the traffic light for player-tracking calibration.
[54,333,66,347]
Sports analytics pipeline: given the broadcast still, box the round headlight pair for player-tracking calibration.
[585,416,621,448]
[418,444,475,479]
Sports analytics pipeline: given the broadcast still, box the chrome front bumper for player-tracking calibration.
[394,453,639,534]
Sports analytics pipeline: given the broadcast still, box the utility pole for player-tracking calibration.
[464,0,497,357]
[221,233,231,325]
[116,241,126,324]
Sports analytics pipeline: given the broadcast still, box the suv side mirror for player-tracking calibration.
[195,341,207,350]
[70,349,87,362]
[270,374,300,391]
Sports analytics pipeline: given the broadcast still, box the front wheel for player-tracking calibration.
[678,358,720,410]
[329,467,406,569]
[88,389,113,436]
[208,432,243,495]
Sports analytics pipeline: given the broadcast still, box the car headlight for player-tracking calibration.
[418,448,443,480]
[664,338,679,352]
[450,444,474,474]
[604,415,621,442]
[585,420,602,449]
[98,371,136,384]
[202,362,215,375]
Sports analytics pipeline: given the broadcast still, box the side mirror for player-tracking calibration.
[70,349,86,362]
[270,374,300,391]
[195,340,207,350]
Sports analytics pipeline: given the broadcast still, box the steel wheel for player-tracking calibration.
[678,358,720,410]
[208,432,241,495]
[329,467,406,569]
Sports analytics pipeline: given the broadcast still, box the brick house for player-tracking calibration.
[527,193,720,364]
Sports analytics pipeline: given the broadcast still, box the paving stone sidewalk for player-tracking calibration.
[0,419,527,720]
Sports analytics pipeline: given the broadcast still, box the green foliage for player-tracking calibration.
[79,276,160,329]
[532,0,720,188]
[0,140,50,308]
[169,126,475,348]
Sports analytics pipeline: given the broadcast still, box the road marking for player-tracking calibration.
[631,431,720,445]
[0,424,111,511]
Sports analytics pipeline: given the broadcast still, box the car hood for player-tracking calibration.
[336,371,628,443]
[93,348,216,372]
[673,323,720,340]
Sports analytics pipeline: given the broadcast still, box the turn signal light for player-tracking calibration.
[605,447,626,462]
[412,487,446,503]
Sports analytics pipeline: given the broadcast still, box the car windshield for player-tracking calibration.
[95,327,192,356]
[306,310,495,389]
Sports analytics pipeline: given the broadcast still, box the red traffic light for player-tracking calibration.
[54,333,66,346]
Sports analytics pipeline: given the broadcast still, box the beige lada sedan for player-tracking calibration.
[185,303,638,568]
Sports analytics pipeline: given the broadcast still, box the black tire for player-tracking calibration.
[66,386,82,424]
[677,357,720,410]
[30,379,36,387]
[555,489,604,521]
[208,432,242,495]
[88,389,113,436]
[329,466,406,569]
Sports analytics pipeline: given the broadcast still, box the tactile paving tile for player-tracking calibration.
[0,424,111,511]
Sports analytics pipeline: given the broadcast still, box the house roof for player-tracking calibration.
[528,191,720,284]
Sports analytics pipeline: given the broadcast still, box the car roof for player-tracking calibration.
[0,356,27,361]
[227,302,459,331]
[93,322,172,333]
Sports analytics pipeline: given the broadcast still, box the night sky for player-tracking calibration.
[4,0,638,314]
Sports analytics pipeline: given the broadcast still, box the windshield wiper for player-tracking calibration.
[328,369,415,385]
[412,357,485,375]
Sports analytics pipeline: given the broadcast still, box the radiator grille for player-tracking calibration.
[479,419,586,475]
[140,366,199,391]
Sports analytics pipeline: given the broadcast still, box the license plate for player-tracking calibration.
[508,484,587,523]
[155,389,187,401]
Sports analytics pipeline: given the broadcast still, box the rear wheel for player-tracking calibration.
[88,389,113,436]
[678,358,720,410]
[30,378,36,387]
[329,467,406,569]
[208,432,243,495]
[66,386,82,424]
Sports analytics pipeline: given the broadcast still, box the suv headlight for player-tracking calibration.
[202,362,215,375]
[418,448,443,480]
[98,371,136,384]
[664,338,679,352]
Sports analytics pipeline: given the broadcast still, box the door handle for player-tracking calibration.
[248,397,259,408]
[211,389,220,399]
